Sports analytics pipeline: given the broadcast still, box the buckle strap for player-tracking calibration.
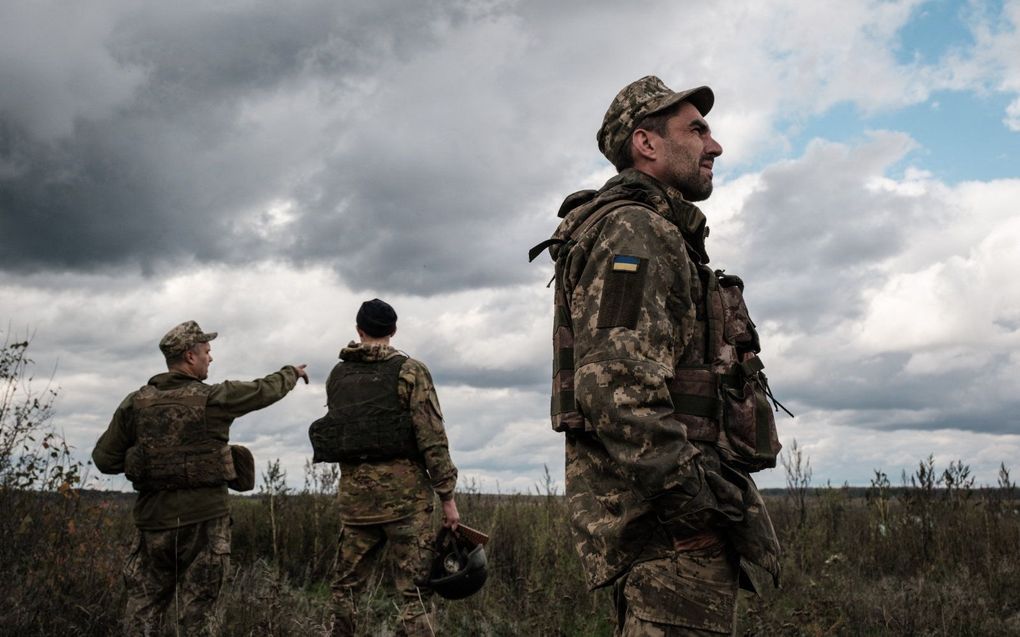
[553,347,574,374]
[528,238,566,262]
[668,391,720,419]
[552,389,576,416]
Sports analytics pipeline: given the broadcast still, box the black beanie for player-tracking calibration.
[357,298,398,337]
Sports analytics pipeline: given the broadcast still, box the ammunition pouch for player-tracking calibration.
[669,359,781,472]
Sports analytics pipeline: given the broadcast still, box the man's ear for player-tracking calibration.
[630,129,659,163]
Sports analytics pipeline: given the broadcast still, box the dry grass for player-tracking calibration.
[4,338,1019,635]
[2,461,1019,636]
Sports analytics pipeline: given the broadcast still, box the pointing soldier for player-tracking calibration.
[531,76,785,635]
[92,320,308,635]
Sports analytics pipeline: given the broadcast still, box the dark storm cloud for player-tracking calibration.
[0,1,593,294]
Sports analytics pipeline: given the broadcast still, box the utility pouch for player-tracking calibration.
[227,444,255,492]
[716,358,781,472]
[309,414,342,463]
[671,268,784,473]
[716,271,762,356]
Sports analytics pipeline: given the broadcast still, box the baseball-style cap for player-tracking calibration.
[597,75,714,169]
[159,320,217,358]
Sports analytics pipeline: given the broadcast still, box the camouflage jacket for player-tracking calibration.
[92,367,301,530]
[551,169,781,592]
[327,342,458,525]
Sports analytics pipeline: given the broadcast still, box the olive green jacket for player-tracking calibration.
[93,366,300,530]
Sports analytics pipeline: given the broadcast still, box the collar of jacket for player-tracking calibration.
[612,169,710,263]
[554,169,710,264]
[339,341,401,363]
[146,370,205,388]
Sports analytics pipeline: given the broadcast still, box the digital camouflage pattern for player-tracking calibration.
[93,366,301,530]
[123,514,231,636]
[597,76,714,170]
[614,545,739,636]
[331,508,437,637]
[327,342,458,525]
[125,382,236,491]
[158,320,217,359]
[545,168,781,629]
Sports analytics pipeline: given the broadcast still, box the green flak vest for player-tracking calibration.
[125,382,236,491]
[309,355,418,463]
[531,196,787,473]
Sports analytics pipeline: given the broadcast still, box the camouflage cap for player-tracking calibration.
[597,76,714,169]
[159,320,218,358]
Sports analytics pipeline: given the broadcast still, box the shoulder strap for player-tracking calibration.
[528,199,657,263]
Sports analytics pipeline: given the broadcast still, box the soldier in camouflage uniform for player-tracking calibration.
[92,320,309,636]
[317,299,460,637]
[531,77,783,636]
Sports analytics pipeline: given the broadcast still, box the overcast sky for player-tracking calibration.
[2,0,1019,493]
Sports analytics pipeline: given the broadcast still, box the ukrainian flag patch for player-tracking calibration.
[612,255,641,272]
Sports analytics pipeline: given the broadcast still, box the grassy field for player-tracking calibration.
[4,338,1020,635]
[1,455,1019,636]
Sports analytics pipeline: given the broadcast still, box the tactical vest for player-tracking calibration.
[309,355,418,463]
[531,197,788,473]
[124,382,236,491]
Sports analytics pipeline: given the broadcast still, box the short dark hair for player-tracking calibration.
[615,100,685,171]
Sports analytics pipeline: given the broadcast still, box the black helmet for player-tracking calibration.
[427,528,487,600]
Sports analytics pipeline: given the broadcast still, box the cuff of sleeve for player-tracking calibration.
[437,491,455,502]
[280,366,299,388]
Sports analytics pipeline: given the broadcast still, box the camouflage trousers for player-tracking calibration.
[613,544,739,637]
[331,508,437,637]
[123,514,231,637]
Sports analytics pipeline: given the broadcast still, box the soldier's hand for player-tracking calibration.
[292,364,309,384]
[442,498,460,531]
